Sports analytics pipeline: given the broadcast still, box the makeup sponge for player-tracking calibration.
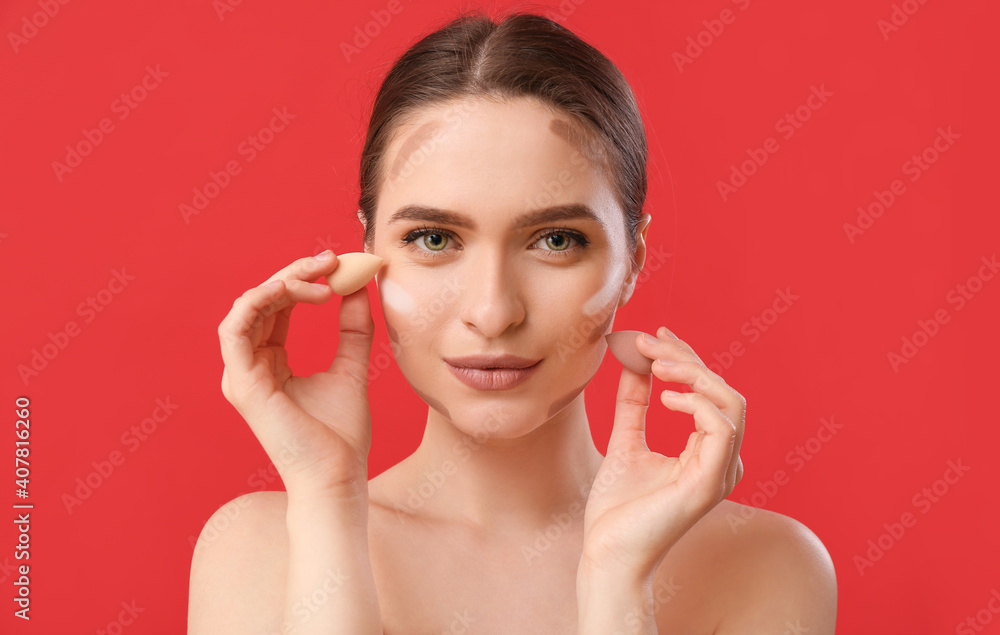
[605,330,654,374]
[326,252,383,295]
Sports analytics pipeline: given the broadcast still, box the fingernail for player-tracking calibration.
[656,359,676,366]
[641,333,657,345]
[265,279,282,287]
[659,326,677,339]
[315,250,332,260]
[311,282,329,290]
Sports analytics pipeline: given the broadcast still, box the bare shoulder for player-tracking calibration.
[188,491,290,635]
[655,500,837,634]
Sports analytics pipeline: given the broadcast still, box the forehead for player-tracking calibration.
[382,96,610,190]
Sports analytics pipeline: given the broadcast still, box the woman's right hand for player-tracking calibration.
[217,250,378,500]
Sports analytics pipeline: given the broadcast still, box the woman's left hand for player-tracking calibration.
[581,326,746,577]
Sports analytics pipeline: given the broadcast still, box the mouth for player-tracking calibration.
[443,355,542,390]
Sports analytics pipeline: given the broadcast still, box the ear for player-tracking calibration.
[617,212,652,308]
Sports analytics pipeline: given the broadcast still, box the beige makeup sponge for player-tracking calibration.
[605,330,654,374]
[325,252,383,295]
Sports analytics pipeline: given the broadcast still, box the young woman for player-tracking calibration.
[189,11,836,634]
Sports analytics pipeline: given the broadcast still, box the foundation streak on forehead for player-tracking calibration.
[548,117,610,176]
[386,120,443,183]
[388,114,608,186]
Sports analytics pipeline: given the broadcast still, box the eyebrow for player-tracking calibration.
[386,203,606,232]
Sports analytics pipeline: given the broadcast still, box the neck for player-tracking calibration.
[391,392,605,535]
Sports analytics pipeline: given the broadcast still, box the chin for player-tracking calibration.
[447,397,549,438]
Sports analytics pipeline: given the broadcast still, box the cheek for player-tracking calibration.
[582,261,626,317]
[379,272,463,356]
[380,276,418,316]
[571,261,626,346]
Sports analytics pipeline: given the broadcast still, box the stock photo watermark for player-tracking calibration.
[613,577,682,635]
[707,287,798,376]
[716,84,833,202]
[521,452,637,565]
[51,65,169,183]
[541,0,587,24]
[94,600,144,635]
[265,568,348,635]
[340,0,408,63]
[726,415,841,532]
[886,253,995,373]
[389,406,515,524]
[853,458,970,576]
[877,0,932,41]
[7,0,74,53]
[672,0,756,72]
[955,588,1000,635]
[844,125,959,244]
[179,106,295,224]
[17,267,136,385]
[61,397,180,514]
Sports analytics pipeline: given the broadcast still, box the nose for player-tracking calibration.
[459,246,526,338]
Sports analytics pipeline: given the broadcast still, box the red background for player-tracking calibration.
[2,0,997,632]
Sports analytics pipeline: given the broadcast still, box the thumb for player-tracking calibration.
[606,358,653,457]
[328,285,375,385]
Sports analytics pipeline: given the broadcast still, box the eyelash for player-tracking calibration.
[399,225,591,259]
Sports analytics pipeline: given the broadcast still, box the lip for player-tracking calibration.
[444,355,542,391]
[443,354,541,370]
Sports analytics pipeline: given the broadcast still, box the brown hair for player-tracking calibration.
[357,11,647,271]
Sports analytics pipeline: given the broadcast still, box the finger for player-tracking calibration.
[327,284,376,387]
[659,390,737,507]
[265,278,333,347]
[606,365,653,456]
[656,326,706,365]
[647,358,744,418]
[638,335,747,476]
[635,329,703,368]
[220,279,333,377]
[714,391,745,496]
[262,250,341,286]
[219,280,291,377]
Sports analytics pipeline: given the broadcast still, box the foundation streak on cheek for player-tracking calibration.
[582,261,626,317]
[378,274,452,419]
[546,379,588,419]
[540,263,622,417]
[380,277,418,315]
[578,262,623,347]
[411,384,451,421]
[544,304,616,419]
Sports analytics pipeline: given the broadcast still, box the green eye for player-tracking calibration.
[545,233,571,251]
[422,233,448,251]
[399,226,590,260]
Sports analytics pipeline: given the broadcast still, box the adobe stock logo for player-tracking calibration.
[877,0,932,41]
[715,84,833,202]
[843,125,960,244]
[61,397,180,514]
[853,458,970,577]
[340,0,407,63]
[51,65,169,183]
[7,0,73,54]
[672,0,755,73]
[17,268,136,385]
[707,287,799,376]
[179,106,295,224]
[886,254,996,373]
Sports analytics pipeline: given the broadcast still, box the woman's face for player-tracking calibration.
[368,96,648,437]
